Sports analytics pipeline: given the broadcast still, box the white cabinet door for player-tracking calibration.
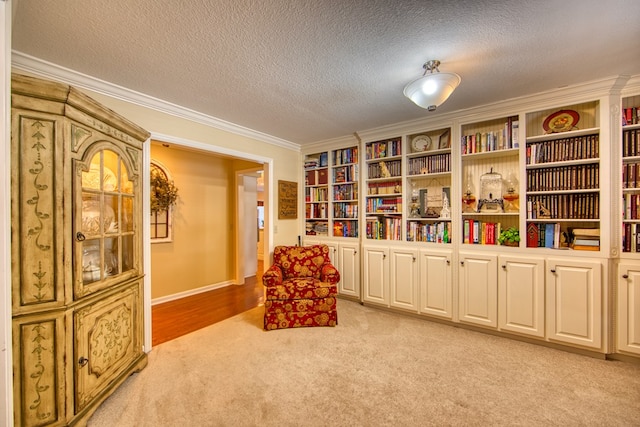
[390,248,419,311]
[324,241,338,265]
[459,251,498,328]
[546,258,602,350]
[363,246,389,305]
[338,242,360,298]
[618,262,640,355]
[419,249,453,319]
[498,255,545,338]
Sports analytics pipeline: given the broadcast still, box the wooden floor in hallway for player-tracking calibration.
[151,261,264,346]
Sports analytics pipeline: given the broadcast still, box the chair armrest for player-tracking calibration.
[320,263,341,284]
[262,265,284,287]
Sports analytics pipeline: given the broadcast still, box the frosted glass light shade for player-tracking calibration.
[403,72,461,111]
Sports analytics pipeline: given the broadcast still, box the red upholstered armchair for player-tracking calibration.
[263,244,340,330]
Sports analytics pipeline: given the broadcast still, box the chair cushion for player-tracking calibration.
[264,277,338,300]
[273,245,332,280]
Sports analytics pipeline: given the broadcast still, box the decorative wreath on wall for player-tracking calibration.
[150,163,179,213]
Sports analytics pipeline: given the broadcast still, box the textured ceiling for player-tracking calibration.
[11,0,640,146]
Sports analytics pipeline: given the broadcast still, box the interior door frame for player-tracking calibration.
[235,168,263,284]
[144,132,272,352]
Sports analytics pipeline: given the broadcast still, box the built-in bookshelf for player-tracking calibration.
[406,128,453,243]
[365,137,402,240]
[332,146,359,238]
[524,101,601,250]
[622,94,640,253]
[460,116,520,246]
[304,151,329,236]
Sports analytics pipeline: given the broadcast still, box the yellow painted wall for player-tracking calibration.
[82,89,303,249]
[70,90,303,299]
[150,144,246,298]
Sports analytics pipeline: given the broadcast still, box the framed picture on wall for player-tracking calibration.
[278,180,298,219]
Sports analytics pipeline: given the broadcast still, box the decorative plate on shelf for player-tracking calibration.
[411,134,432,152]
[542,109,580,134]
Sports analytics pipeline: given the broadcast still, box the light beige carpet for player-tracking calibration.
[88,300,640,426]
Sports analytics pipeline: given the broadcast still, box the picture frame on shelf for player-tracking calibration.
[438,130,451,149]
[419,188,440,218]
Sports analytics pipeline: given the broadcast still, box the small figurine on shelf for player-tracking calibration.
[536,200,552,219]
[380,161,391,178]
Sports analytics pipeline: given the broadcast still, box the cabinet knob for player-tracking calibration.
[550,269,556,273]
[354,251,357,255]
[383,254,386,259]
[460,261,464,266]
[623,274,629,279]
[502,265,507,270]
[446,260,450,265]
[78,357,89,367]
[412,257,416,262]
[76,232,86,242]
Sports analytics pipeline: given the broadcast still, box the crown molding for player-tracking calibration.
[324,75,635,144]
[11,51,301,152]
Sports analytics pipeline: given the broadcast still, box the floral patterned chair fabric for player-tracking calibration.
[263,244,340,330]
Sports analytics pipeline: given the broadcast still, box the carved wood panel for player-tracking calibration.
[12,312,67,427]
[74,281,142,411]
[11,113,66,312]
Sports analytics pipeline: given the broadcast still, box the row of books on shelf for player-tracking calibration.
[366,197,402,213]
[461,117,519,155]
[526,134,599,165]
[305,187,328,202]
[526,223,563,249]
[407,221,451,243]
[623,223,640,252]
[333,221,358,238]
[526,193,599,220]
[367,180,401,195]
[366,138,402,160]
[366,217,402,240]
[623,127,640,157]
[407,154,450,175]
[333,147,358,166]
[623,193,640,220]
[367,159,401,179]
[526,224,599,250]
[333,165,358,183]
[623,161,640,188]
[623,106,640,126]
[304,152,329,169]
[305,203,327,219]
[462,219,502,245]
[333,203,358,219]
[305,168,328,185]
[333,184,357,201]
[526,164,599,192]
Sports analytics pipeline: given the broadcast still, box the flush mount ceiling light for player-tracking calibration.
[403,60,461,111]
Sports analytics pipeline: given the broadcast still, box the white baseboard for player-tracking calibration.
[151,280,235,306]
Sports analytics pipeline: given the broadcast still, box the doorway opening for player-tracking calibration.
[146,137,272,347]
